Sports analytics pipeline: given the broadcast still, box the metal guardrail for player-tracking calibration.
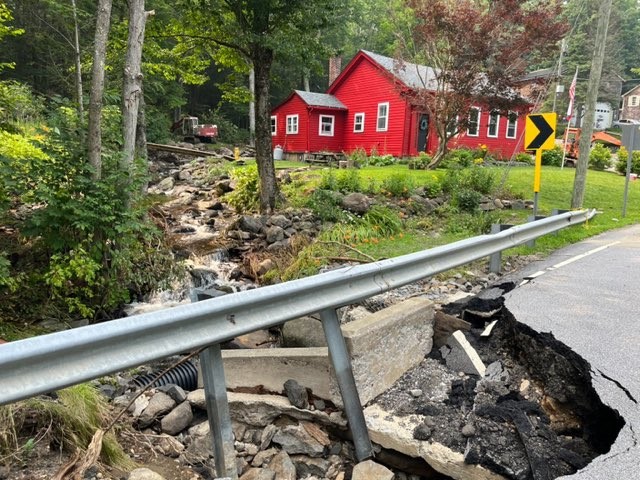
[0,208,596,477]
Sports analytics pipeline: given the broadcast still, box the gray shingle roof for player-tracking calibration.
[361,50,438,90]
[295,90,347,109]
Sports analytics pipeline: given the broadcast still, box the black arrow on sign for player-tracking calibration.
[528,115,554,149]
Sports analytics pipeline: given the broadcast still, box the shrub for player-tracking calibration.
[441,165,497,196]
[588,143,612,171]
[445,211,497,235]
[380,173,415,198]
[514,152,534,164]
[442,148,475,168]
[225,165,260,212]
[453,188,482,213]
[368,154,395,166]
[408,151,433,170]
[421,174,442,197]
[615,146,640,174]
[541,146,563,166]
[305,189,345,222]
[347,147,367,168]
[319,168,363,193]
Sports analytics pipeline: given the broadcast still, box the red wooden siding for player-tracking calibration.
[271,94,310,153]
[329,56,410,157]
[306,109,346,152]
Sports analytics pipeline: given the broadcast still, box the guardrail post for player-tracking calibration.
[552,209,570,236]
[489,224,513,273]
[526,215,547,247]
[191,291,238,480]
[320,308,374,462]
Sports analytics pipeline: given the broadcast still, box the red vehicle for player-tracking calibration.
[172,116,218,143]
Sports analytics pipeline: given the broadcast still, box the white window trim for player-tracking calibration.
[377,102,389,132]
[319,114,335,137]
[271,115,277,136]
[467,107,481,137]
[286,114,299,134]
[487,110,500,138]
[506,112,518,139]
[354,112,365,133]
[630,96,639,107]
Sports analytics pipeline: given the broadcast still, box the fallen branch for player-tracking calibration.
[317,241,376,262]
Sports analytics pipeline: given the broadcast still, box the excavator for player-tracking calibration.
[171,116,218,143]
[563,127,620,165]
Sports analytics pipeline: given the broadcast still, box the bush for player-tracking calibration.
[408,152,433,170]
[514,152,534,164]
[347,147,367,168]
[541,146,563,166]
[453,188,482,213]
[305,189,345,222]
[201,108,249,145]
[441,165,497,196]
[368,154,396,166]
[442,148,475,168]
[615,146,640,175]
[421,174,442,197]
[588,143,612,171]
[319,168,362,193]
[225,165,260,212]
[380,173,415,198]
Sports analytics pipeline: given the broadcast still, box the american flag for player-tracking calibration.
[566,67,578,123]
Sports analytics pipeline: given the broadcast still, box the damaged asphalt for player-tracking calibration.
[503,224,640,480]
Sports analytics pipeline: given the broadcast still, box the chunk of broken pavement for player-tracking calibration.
[283,379,309,409]
[440,330,486,376]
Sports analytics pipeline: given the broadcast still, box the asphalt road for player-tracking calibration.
[504,224,640,480]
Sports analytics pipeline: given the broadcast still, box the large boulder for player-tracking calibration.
[341,193,371,214]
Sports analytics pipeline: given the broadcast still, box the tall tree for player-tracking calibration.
[87,0,112,180]
[175,0,345,213]
[402,0,566,167]
[0,1,23,72]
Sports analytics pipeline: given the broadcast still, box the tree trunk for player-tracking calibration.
[87,0,112,180]
[249,67,255,148]
[71,0,83,118]
[122,0,150,204]
[252,45,277,213]
[428,124,449,169]
[571,0,612,208]
[136,94,149,193]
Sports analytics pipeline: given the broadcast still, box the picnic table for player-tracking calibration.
[304,152,345,165]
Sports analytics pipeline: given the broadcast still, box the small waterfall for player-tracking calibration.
[124,248,251,316]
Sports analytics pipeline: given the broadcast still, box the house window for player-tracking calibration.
[487,110,500,138]
[630,96,639,107]
[354,113,365,133]
[446,116,458,137]
[377,102,389,131]
[286,114,298,134]
[271,116,277,136]
[506,112,517,139]
[319,115,335,136]
[467,108,481,136]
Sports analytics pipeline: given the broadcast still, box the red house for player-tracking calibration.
[271,50,529,159]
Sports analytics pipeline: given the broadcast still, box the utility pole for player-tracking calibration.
[571,0,613,208]
[552,39,566,114]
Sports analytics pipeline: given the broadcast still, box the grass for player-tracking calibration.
[255,160,640,280]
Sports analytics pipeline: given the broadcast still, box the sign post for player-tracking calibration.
[620,124,640,217]
[525,113,557,216]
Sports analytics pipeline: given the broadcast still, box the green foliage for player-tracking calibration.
[319,168,363,193]
[444,211,497,235]
[442,148,475,168]
[380,173,415,198]
[347,147,367,168]
[541,146,563,167]
[0,3,23,72]
[0,81,42,128]
[202,108,249,145]
[408,152,433,170]
[305,189,345,222]
[514,152,534,164]
[225,165,260,212]
[615,146,640,174]
[589,143,613,171]
[441,165,497,196]
[367,154,396,166]
[452,188,482,213]
[421,174,443,197]
[0,384,133,468]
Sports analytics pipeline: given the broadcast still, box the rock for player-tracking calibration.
[269,214,291,229]
[238,215,264,234]
[154,434,185,457]
[215,179,233,195]
[252,447,279,467]
[128,394,149,418]
[440,330,487,377]
[283,379,309,409]
[282,317,326,348]
[265,225,285,244]
[161,400,193,435]
[341,192,371,214]
[128,468,166,480]
[290,455,332,478]
[313,399,326,411]
[260,424,277,450]
[410,389,423,398]
[138,392,176,427]
[267,450,296,480]
[158,384,187,403]
[484,361,510,384]
[493,198,504,209]
[157,177,175,191]
[352,460,394,480]
[189,268,218,288]
[272,422,328,457]
[462,423,477,437]
[239,468,276,480]
[256,258,275,276]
